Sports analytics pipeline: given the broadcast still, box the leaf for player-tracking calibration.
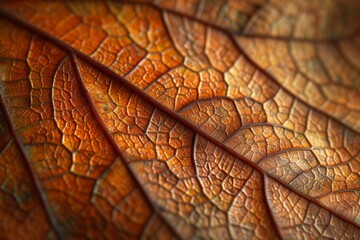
[0,0,359,239]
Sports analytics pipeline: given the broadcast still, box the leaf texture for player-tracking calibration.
[0,0,359,239]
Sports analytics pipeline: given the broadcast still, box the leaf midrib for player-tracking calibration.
[0,7,358,230]
[70,55,184,240]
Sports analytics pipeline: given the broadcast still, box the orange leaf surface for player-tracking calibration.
[0,1,360,239]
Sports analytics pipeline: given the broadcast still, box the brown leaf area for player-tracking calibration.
[0,0,360,239]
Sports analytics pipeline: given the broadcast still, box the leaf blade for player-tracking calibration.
[0,1,360,239]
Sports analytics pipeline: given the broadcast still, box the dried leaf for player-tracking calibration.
[0,1,359,239]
